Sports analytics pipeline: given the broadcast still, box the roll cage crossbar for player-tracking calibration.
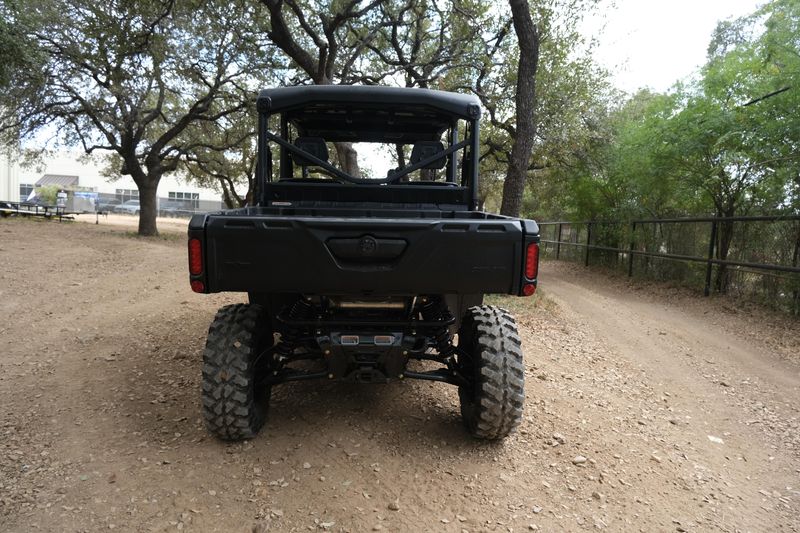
[263,130,470,186]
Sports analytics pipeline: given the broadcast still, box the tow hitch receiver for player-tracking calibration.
[317,332,415,382]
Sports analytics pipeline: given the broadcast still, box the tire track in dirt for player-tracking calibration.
[539,261,800,530]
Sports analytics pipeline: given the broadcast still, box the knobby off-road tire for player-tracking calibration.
[202,304,272,441]
[457,305,525,440]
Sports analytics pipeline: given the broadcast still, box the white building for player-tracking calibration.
[0,151,20,203]
[1,149,223,210]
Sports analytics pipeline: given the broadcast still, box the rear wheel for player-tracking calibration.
[457,305,525,440]
[201,304,273,440]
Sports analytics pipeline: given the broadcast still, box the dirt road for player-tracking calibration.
[1,218,798,532]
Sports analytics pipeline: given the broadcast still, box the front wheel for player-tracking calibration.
[457,305,525,440]
[201,304,273,440]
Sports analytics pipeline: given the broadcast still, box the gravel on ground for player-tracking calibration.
[1,217,798,532]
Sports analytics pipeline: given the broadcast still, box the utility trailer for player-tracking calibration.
[187,86,540,441]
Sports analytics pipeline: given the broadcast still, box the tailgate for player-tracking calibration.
[195,214,532,295]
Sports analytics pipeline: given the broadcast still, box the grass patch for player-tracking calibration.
[122,230,184,242]
[485,289,556,314]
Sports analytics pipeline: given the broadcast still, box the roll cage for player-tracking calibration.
[254,85,482,209]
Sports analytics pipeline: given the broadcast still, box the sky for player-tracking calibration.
[585,0,763,93]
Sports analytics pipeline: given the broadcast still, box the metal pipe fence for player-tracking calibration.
[538,215,800,314]
[0,201,73,221]
[3,196,227,218]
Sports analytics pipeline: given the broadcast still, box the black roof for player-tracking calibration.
[257,85,481,120]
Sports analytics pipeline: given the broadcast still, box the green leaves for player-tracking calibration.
[0,0,278,234]
[549,0,800,222]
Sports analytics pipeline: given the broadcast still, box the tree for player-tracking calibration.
[358,0,481,89]
[546,0,799,292]
[755,0,800,305]
[458,0,607,217]
[350,0,486,177]
[750,0,800,213]
[0,0,272,235]
[555,89,686,221]
[181,101,259,209]
[259,0,391,177]
[252,0,608,214]
[681,1,799,289]
[500,0,539,217]
[0,1,37,92]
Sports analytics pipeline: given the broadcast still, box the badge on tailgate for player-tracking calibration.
[326,235,407,263]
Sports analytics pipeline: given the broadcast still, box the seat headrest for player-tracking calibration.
[292,137,329,166]
[410,141,446,169]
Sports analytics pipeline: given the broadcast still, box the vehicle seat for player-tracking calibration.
[292,137,329,167]
[410,141,446,169]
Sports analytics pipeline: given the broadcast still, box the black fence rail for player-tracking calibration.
[3,195,228,224]
[539,215,800,314]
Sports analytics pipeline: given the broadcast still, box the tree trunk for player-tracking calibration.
[500,0,539,218]
[333,142,361,178]
[219,178,249,209]
[714,209,735,293]
[137,180,159,236]
[395,143,406,168]
[260,2,364,179]
[220,182,237,209]
[314,76,361,178]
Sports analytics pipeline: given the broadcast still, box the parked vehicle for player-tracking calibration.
[113,200,140,215]
[96,198,121,213]
[159,200,193,218]
[187,86,540,441]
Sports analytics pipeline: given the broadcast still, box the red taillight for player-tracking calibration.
[522,283,536,296]
[188,238,203,275]
[525,242,539,279]
[190,280,205,293]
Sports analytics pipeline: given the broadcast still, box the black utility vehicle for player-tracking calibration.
[188,86,540,441]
